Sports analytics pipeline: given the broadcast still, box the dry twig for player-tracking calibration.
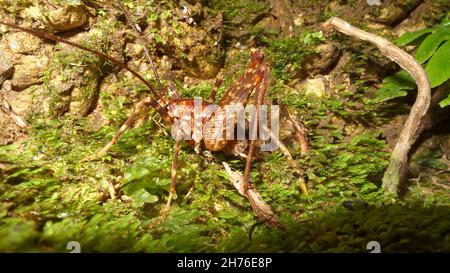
[322,17,431,195]
[222,162,282,228]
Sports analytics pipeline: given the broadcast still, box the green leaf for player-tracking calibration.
[124,166,150,183]
[439,94,450,108]
[383,70,416,86]
[374,71,416,102]
[153,33,165,44]
[218,210,238,219]
[396,28,434,46]
[161,10,170,20]
[420,158,448,171]
[148,12,158,22]
[374,84,409,103]
[360,183,378,194]
[131,189,158,208]
[415,28,450,63]
[425,40,450,88]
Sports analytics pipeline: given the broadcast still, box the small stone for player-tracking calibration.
[366,0,381,6]
[3,32,41,54]
[24,5,43,20]
[2,80,12,92]
[133,44,143,57]
[394,19,428,37]
[160,55,173,72]
[327,1,340,12]
[11,55,49,91]
[294,13,304,27]
[375,0,421,25]
[0,51,13,85]
[367,23,388,30]
[57,212,68,219]
[44,6,88,32]
[303,78,326,98]
[303,43,340,76]
[121,195,131,203]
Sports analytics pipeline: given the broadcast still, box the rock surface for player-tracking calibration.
[11,55,49,91]
[2,32,42,54]
[374,0,421,25]
[44,6,88,32]
[0,51,13,85]
[303,43,340,77]
[0,89,33,145]
[302,77,327,98]
[150,4,224,79]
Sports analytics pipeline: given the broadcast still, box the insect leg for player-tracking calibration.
[260,125,309,195]
[208,75,223,103]
[160,133,182,219]
[281,105,309,155]
[242,68,268,193]
[81,97,153,162]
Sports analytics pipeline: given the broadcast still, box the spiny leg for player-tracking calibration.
[81,97,152,162]
[240,69,284,226]
[208,75,223,103]
[160,134,182,218]
[148,133,182,229]
[242,68,268,194]
[260,125,309,195]
[243,138,257,194]
[281,105,309,155]
[241,78,309,195]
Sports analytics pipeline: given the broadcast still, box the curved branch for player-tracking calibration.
[322,17,431,195]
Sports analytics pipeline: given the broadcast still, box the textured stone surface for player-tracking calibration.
[10,55,49,91]
[303,43,340,76]
[0,50,13,85]
[375,0,421,25]
[44,6,89,32]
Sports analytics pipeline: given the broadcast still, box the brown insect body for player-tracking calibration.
[166,50,269,152]
[0,5,305,228]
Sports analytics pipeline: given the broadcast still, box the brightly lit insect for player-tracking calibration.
[0,1,310,227]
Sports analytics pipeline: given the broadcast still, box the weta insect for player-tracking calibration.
[0,2,310,227]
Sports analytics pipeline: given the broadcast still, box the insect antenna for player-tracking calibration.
[114,1,165,98]
[0,20,169,117]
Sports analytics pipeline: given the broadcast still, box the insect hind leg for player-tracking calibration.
[81,97,153,162]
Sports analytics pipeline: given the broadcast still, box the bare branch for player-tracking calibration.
[322,17,431,195]
[223,162,282,228]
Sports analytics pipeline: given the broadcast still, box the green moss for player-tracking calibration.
[42,18,119,117]
[1,0,449,253]
[206,0,270,30]
[0,0,33,16]
[266,31,325,81]
[245,202,450,252]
